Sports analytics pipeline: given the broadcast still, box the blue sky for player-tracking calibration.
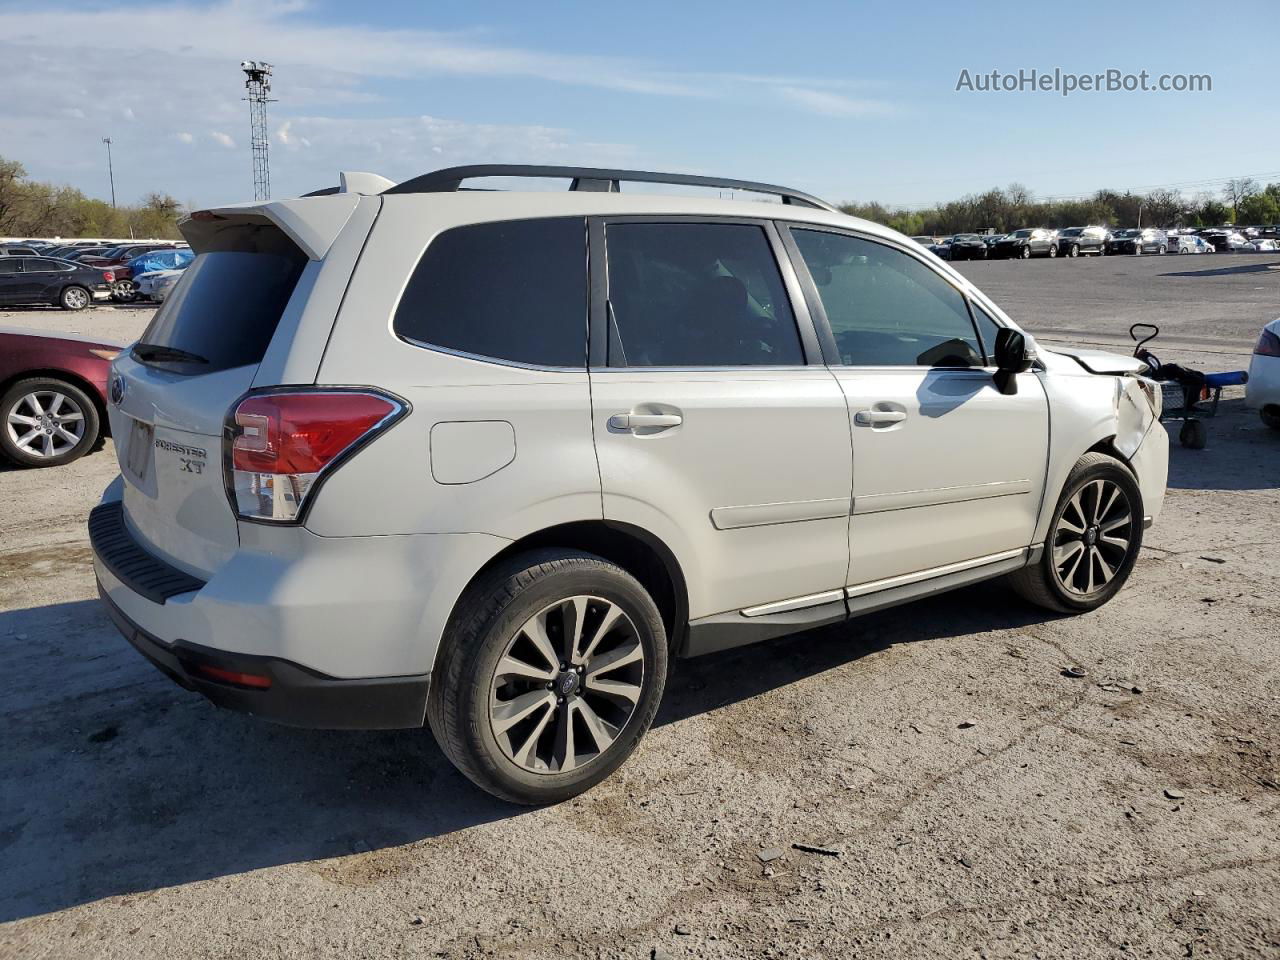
[3,0,1278,209]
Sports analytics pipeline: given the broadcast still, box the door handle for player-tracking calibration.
[608,413,683,431]
[854,409,907,427]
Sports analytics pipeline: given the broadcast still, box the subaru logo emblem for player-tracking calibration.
[110,375,125,406]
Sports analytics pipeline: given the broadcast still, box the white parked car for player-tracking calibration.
[1247,238,1279,252]
[90,165,1169,803]
[134,268,185,302]
[136,268,186,302]
[1247,317,1280,430]
[1172,235,1214,254]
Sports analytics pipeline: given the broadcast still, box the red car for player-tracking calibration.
[0,328,121,467]
[78,243,178,269]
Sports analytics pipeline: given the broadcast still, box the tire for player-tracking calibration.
[0,377,100,468]
[60,285,90,311]
[1048,244,1058,258]
[1260,406,1280,430]
[1158,244,1168,255]
[111,279,137,303]
[427,549,669,804]
[1179,419,1207,449]
[1007,452,1144,614]
[1133,245,1142,255]
[1020,246,1031,259]
[1067,244,1079,258]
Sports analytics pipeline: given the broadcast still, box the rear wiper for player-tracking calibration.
[132,342,208,364]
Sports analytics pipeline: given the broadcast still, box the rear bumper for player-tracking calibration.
[89,480,510,725]
[98,581,430,729]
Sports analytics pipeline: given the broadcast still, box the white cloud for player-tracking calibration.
[775,86,893,118]
[0,1,887,111]
[0,1,881,204]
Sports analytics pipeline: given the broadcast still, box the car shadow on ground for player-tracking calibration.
[1,391,1269,922]
[0,578,1061,923]
[1159,257,1280,278]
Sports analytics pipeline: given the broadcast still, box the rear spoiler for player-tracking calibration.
[181,170,393,259]
[180,193,368,260]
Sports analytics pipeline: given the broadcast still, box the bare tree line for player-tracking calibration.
[0,155,183,240]
[840,178,1280,236]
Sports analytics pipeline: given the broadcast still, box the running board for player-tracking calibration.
[680,546,1040,658]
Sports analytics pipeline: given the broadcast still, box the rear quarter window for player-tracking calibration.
[393,217,587,368]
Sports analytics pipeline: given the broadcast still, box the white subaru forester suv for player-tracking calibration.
[91,165,1169,804]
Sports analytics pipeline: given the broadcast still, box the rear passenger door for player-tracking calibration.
[0,258,19,304]
[589,218,852,630]
[24,258,69,300]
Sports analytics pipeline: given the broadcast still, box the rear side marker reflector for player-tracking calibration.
[226,389,406,523]
[192,663,272,689]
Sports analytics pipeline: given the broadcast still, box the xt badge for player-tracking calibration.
[155,437,208,475]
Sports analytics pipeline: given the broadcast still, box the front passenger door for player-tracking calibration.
[784,226,1049,591]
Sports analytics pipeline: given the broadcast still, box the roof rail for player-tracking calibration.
[382,164,837,212]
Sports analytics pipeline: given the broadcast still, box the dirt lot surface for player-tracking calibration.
[2,255,1278,960]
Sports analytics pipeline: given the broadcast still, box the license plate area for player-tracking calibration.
[125,419,155,482]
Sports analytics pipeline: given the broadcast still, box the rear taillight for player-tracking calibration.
[103,271,115,283]
[225,389,406,523]
[1254,328,1280,357]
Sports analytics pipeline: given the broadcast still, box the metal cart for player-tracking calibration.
[1130,323,1249,449]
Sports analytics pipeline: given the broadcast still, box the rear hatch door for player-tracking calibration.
[108,214,313,579]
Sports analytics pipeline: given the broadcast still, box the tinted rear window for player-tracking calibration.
[135,223,307,373]
[393,217,586,367]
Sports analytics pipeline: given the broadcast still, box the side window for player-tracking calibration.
[28,258,64,272]
[969,303,1004,365]
[393,217,587,367]
[605,222,803,367]
[790,229,984,368]
[0,259,18,275]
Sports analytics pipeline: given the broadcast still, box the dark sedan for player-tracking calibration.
[992,228,1059,259]
[0,257,115,310]
[0,328,121,467]
[947,233,988,261]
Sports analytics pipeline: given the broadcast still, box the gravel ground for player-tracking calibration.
[2,255,1278,960]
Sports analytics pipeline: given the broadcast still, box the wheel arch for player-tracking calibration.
[0,367,110,438]
[444,519,689,660]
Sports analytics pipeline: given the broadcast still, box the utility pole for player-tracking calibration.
[102,137,116,208]
[241,61,275,201]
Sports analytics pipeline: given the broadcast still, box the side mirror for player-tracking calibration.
[992,328,1033,395]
